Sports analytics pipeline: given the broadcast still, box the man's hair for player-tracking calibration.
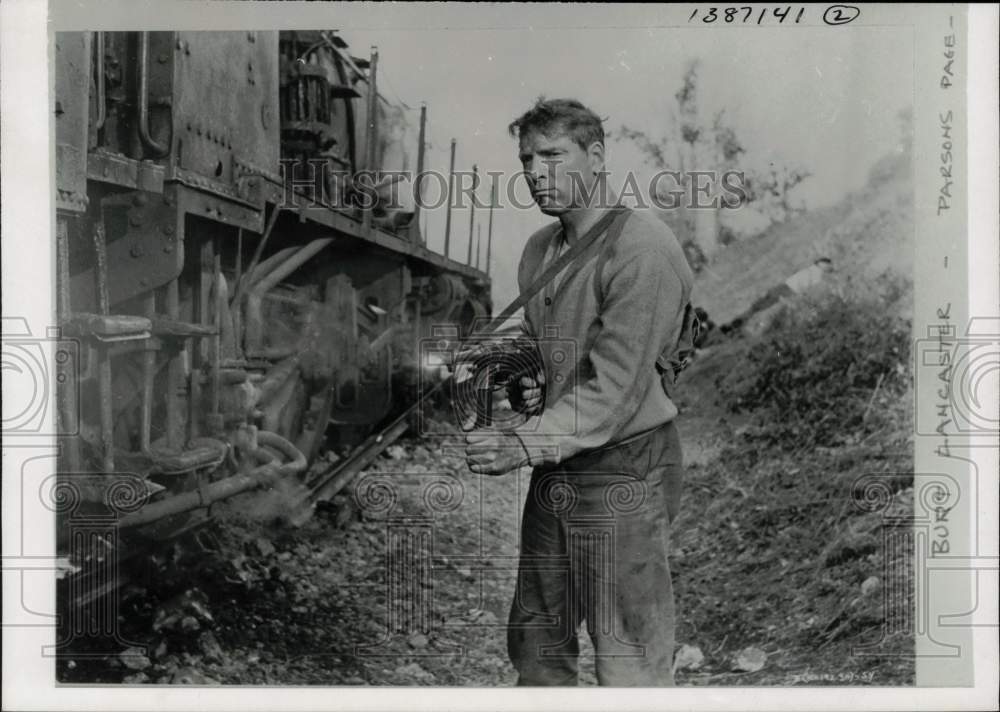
[508,97,605,150]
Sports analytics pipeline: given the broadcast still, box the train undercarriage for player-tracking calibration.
[52,30,491,609]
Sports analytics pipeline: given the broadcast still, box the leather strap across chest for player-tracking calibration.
[490,206,630,331]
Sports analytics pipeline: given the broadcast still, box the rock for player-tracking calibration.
[394,662,433,682]
[252,537,276,558]
[278,551,293,562]
[185,594,214,623]
[456,566,473,580]
[672,644,705,672]
[171,666,219,685]
[861,576,881,597]
[468,609,498,625]
[326,495,356,528]
[119,647,151,671]
[344,676,366,685]
[152,610,180,632]
[407,633,430,649]
[198,631,224,663]
[122,672,149,684]
[154,640,168,659]
[732,646,767,672]
[386,445,407,460]
[154,589,214,632]
[180,615,201,632]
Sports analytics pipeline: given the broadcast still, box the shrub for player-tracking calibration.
[718,274,912,449]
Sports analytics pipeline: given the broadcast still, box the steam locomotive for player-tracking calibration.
[52,30,491,555]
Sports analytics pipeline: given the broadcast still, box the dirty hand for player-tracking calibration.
[517,370,545,415]
[464,430,530,476]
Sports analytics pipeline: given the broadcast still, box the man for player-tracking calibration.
[464,98,694,686]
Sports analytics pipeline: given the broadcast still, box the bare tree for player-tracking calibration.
[616,59,812,254]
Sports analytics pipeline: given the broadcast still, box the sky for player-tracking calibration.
[334,5,914,308]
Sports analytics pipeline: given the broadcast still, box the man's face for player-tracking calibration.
[518,129,603,215]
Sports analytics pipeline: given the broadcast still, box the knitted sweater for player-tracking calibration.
[513,208,694,466]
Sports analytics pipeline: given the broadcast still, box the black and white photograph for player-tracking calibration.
[2,1,997,709]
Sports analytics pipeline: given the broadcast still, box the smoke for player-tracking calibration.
[230,475,312,523]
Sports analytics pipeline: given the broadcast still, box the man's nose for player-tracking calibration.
[525,157,546,183]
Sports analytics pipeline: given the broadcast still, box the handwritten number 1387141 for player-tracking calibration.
[688,7,806,24]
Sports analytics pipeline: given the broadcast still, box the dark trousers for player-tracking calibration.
[507,420,683,686]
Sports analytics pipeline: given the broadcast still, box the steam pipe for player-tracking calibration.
[138,32,169,157]
[117,432,306,529]
[118,461,279,529]
[231,206,282,308]
[257,430,308,476]
[245,246,300,291]
[244,237,335,357]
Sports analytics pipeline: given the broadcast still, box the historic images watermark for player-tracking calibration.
[349,463,654,660]
[416,322,578,441]
[276,160,750,213]
[1,316,80,438]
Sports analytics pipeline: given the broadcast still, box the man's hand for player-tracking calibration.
[464,430,530,476]
[518,371,545,415]
[497,370,545,415]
